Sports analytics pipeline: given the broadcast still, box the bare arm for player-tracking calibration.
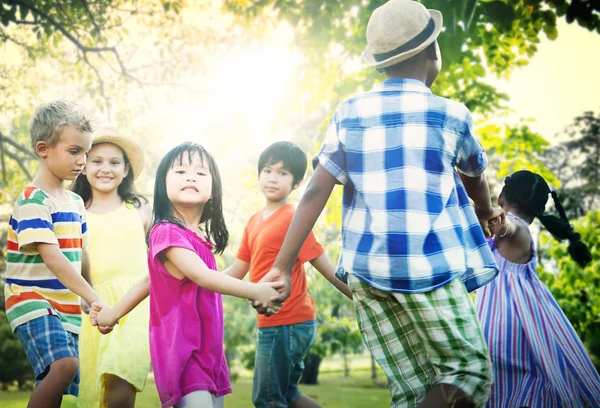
[81,248,92,285]
[310,253,352,300]
[38,243,101,305]
[95,275,150,327]
[459,172,493,217]
[458,172,502,237]
[223,258,250,280]
[273,164,337,275]
[165,247,281,303]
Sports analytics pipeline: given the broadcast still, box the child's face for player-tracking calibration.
[258,160,297,203]
[166,151,212,210]
[83,143,130,195]
[41,126,92,182]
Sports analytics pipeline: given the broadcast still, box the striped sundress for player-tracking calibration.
[475,232,600,407]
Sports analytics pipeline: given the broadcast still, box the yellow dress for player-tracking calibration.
[78,202,151,407]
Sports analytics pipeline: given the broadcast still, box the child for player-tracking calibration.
[72,126,152,408]
[255,1,502,407]
[4,100,108,407]
[224,141,352,408]
[92,141,283,408]
[475,170,600,407]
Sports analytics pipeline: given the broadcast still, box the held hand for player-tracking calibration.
[81,299,91,315]
[252,267,292,316]
[253,281,285,311]
[90,301,116,335]
[476,207,504,238]
[487,212,506,237]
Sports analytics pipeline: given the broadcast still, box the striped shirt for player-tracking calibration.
[4,185,88,333]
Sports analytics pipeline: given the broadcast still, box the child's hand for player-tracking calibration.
[252,281,284,313]
[81,299,91,314]
[89,301,116,335]
[96,305,119,328]
[476,207,504,238]
[488,213,505,237]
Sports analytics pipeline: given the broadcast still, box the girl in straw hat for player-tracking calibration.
[72,126,154,408]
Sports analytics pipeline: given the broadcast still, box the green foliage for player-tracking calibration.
[478,119,558,188]
[225,0,598,116]
[0,311,32,390]
[537,210,600,365]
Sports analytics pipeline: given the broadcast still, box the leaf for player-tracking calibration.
[473,64,486,77]
[543,24,559,40]
[480,1,516,32]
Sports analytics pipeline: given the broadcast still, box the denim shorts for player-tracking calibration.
[252,320,317,408]
[15,315,80,396]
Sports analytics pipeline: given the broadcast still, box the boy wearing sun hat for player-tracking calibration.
[258,1,500,406]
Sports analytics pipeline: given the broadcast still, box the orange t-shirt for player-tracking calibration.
[237,204,324,328]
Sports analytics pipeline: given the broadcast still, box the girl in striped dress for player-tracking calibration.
[475,170,600,407]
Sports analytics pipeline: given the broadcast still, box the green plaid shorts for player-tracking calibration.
[349,275,492,408]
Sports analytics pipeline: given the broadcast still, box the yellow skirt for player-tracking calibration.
[77,278,151,408]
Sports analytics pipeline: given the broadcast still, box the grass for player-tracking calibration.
[0,355,392,407]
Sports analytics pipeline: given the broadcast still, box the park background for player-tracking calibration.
[0,0,599,406]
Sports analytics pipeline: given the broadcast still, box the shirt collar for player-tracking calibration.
[373,78,432,94]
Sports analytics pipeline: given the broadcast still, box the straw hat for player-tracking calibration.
[92,126,145,180]
[362,0,443,70]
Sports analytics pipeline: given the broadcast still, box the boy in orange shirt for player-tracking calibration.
[225,141,351,408]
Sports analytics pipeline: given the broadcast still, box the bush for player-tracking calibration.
[0,311,33,390]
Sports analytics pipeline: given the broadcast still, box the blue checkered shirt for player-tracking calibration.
[314,79,498,293]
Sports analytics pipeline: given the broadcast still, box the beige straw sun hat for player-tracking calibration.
[92,126,145,180]
[362,0,443,70]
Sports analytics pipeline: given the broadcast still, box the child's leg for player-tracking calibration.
[15,315,80,408]
[28,357,78,408]
[287,321,321,408]
[175,390,222,408]
[348,275,492,408]
[252,321,319,408]
[104,374,136,408]
[290,395,322,408]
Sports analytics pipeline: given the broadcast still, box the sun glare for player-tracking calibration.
[156,25,301,167]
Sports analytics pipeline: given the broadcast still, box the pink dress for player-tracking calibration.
[148,222,231,408]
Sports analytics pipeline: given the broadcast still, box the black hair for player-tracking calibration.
[71,143,147,209]
[257,141,307,185]
[500,170,592,267]
[380,41,437,75]
[152,141,228,254]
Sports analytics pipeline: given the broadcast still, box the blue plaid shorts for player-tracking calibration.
[15,315,80,396]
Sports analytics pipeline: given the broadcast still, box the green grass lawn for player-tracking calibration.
[0,357,392,407]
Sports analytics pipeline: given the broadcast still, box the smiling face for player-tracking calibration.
[258,160,298,203]
[165,150,213,210]
[83,143,130,195]
[38,125,93,182]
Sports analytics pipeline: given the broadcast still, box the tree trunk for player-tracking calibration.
[371,352,377,380]
[300,352,322,385]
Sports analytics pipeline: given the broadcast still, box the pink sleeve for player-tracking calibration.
[149,223,196,263]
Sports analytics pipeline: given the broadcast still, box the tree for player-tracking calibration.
[537,210,600,367]
[543,110,600,218]
[228,0,599,117]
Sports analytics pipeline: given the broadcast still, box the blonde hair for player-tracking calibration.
[30,100,93,150]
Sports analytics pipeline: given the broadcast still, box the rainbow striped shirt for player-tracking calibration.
[4,185,88,334]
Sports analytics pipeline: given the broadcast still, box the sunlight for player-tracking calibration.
[156,24,302,166]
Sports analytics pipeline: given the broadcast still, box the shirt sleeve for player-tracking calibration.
[297,231,325,264]
[81,207,89,250]
[455,110,488,177]
[236,223,251,263]
[312,110,349,184]
[15,199,59,254]
[149,223,196,263]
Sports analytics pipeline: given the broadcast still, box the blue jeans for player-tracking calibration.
[252,320,317,408]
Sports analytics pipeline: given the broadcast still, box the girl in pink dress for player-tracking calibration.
[94,142,282,408]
